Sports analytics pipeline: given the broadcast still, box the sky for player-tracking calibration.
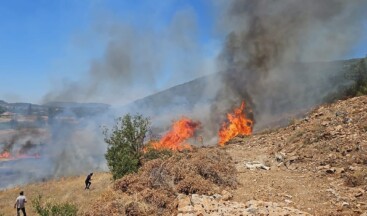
[0,0,366,104]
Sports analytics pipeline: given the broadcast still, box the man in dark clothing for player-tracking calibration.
[85,173,93,189]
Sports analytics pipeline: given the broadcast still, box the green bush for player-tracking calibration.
[103,114,151,180]
[32,195,78,216]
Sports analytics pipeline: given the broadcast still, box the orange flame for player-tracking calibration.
[218,101,253,146]
[0,151,40,160]
[0,151,11,159]
[149,117,200,151]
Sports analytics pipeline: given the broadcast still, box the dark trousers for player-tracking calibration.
[17,207,26,216]
[85,181,91,189]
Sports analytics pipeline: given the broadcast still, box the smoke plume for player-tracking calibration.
[214,0,367,129]
[43,8,212,105]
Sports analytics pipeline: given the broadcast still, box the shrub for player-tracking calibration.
[32,195,78,216]
[345,57,367,97]
[104,114,151,180]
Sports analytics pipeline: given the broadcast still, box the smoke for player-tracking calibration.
[43,7,212,105]
[0,4,218,188]
[213,0,367,129]
[2,1,367,188]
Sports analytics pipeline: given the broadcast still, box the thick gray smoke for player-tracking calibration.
[214,0,367,129]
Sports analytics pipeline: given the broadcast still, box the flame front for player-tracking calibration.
[150,117,200,151]
[0,151,40,160]
[0,151,11,159]
[218,101,253,146]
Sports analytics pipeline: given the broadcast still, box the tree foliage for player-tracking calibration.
[104,114,151,180]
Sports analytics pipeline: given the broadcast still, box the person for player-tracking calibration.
[14,191,27,216]
[85,172,93,189]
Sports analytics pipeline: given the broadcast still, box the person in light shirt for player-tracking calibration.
[14,191,27,216]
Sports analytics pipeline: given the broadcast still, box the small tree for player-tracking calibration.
[104,114,150,180]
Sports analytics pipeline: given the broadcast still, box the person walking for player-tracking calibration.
[85,172,93,189]
[14,191,27,216]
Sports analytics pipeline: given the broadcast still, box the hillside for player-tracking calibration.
[1,96,367,215]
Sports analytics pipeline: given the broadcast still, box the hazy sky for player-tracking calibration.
[0,0,366,104]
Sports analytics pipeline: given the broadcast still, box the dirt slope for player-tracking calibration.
[225,95,367,215]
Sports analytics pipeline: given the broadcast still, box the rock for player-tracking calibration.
[221,190,233,201]
[245,161,270,170]
[317,164,331,170]
[285,199,293,204]
[341,202,350,208]
[354,189,364,197]
[335,125,343,131]
[275,152,286,162]
[284,194,293,199]
[326,168,336,174]
[335,167,345,174]
[321,121,329,126]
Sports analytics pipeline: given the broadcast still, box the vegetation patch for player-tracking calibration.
[88,148,237,216]
[32,195,78,216]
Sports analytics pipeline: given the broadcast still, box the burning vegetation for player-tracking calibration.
[218,101,253,146]
[149,117,201,151]
[0,151,40,160]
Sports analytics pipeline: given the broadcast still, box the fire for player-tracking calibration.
[218,101,253,146]
[0,151,40,160]
[149,117,200,151]
[0,151,11,159]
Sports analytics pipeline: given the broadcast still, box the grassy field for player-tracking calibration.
[0,172,111,215]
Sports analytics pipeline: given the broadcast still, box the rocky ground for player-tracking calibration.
[222,95,367,215]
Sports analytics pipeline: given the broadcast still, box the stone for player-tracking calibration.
[335,125,343,131]
[221,190,233,201]
[326,168,336,174]
[245,161,270,170]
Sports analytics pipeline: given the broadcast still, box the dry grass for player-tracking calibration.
[0,172,111,215]
[86,147,237,216]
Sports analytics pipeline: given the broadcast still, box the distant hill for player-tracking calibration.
[0,101,110,117]
[122,58,361,130]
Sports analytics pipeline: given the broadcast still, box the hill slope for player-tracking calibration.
[1,96,366,215]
